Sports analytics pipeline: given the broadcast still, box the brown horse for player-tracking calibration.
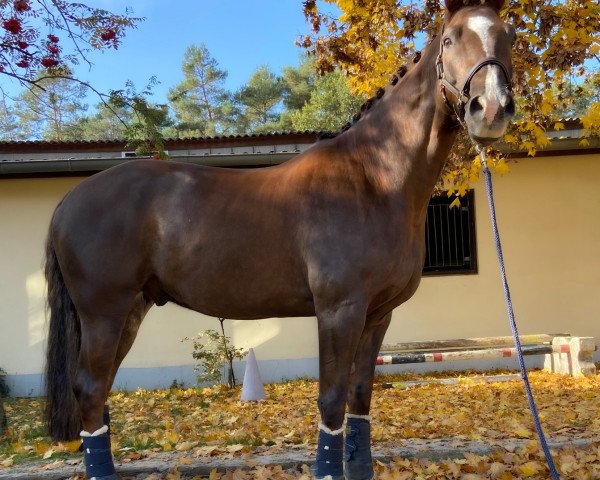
[44,0,514,478]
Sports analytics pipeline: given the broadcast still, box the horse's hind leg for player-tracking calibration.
[100,293,153,432]
[108,293,153,391]
[75,309,130,480]
[312,298,367,480]
[344,311,393,480]
[75,314,125,433]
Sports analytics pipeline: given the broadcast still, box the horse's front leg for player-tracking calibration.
[345,311,393,480]
[312,299,367,480]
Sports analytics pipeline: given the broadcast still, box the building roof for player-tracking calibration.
[0,122,597,177]
[0,131,322,152]
[0,131,321,176]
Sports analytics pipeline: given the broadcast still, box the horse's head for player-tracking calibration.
[438,0,515,146]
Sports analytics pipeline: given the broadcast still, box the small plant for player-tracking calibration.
[0,367,8,434]
[0,367,8,398]
[185,318,247,388]
[170,379,186,390]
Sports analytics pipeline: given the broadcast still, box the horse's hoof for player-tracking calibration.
[344,464,374,480]
[344,455,374,480]
[310,462,344,480]
[312,425,344,479]
[82,430,118,480]
[344,417,374,480]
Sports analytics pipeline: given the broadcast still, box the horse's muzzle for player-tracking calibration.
[464,90,515,146]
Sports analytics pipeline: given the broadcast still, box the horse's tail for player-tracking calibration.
[44,229,82,441]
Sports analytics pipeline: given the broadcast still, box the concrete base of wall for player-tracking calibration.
[4,352,576,397]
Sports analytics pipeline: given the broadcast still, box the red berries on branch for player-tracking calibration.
[42,38,61,69]
[3,17,22,34]
[100,28,116,42]
[40,57,59,68]
[2,6,64,71]
[13,0,30,13]
[0,2,138,81]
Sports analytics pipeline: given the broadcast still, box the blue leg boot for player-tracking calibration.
[79,405,111,453]
[344,415,374,480]
[81,425,119,480]
[310,423,345,480]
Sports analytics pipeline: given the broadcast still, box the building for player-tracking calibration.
[1,125,598,396]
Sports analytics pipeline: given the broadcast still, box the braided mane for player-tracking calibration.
[318,51,423,141]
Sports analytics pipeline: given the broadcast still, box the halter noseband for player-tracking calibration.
[435,25,512,124]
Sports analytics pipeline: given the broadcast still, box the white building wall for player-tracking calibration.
[0,152,598,395]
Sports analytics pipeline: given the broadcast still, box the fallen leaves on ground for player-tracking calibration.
[37,446,600,480]
[1,370,600,478]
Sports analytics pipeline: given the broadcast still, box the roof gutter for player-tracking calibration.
[498,136,600,156]
[0,152,298,176]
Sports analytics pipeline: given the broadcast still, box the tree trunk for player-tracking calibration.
[219,318,237,388]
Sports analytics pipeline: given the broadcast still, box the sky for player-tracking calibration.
[4,0,333,105]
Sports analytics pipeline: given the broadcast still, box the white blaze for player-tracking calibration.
[467,16,502,98]
[467,16,494,56]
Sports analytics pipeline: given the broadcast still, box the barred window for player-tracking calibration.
[423,191,477,275]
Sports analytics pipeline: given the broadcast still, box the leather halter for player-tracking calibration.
[435,25,512,124]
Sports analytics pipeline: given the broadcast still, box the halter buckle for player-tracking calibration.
[435,53,444,80]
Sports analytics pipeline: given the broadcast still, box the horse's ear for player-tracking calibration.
[445,0,506,14]
[485,0,506,11]
[445,0,464,15]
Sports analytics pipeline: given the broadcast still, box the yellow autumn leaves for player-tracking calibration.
[2,371,600,477]
[302,0,600,197]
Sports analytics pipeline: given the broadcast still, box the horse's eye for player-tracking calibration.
[443,37,452,47]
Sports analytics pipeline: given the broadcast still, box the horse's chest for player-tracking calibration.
[367,256,424,316]
[367,225,426,304]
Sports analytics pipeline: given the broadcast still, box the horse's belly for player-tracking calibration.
[157,258,316,320]
[175,286,316,320]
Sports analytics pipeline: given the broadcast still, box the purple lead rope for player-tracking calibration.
[478,148,560,480]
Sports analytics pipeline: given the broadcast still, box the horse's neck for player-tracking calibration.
[338,37,457,209]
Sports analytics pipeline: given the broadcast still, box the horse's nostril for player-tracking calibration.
[504,96,515,117]
[469,96,484,116]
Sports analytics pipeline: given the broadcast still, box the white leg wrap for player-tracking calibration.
[80,425,109,437]
[318,421,345,436]
[346,413,371,421]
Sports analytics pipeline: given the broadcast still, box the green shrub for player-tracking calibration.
[185,318,247,388]
[0,367,8,398]
[0,368,7,435]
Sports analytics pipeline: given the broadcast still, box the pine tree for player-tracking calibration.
[289,69,364,132]
[14,76,88,141]
[234,65,285,134]
[168,44,229,137]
